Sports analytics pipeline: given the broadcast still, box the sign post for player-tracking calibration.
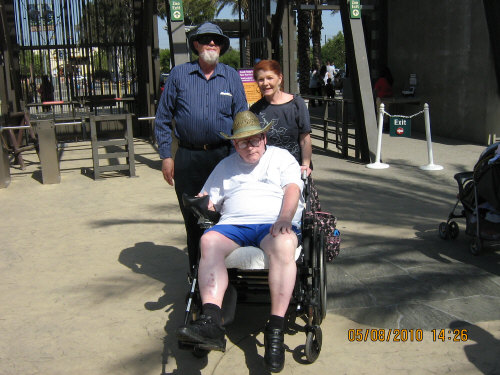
[350,0,361,19]
[170,0,184,22]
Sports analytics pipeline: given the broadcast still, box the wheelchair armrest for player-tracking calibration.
[182,194,221,224]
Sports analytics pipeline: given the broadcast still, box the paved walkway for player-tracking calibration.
[1,131,499,374]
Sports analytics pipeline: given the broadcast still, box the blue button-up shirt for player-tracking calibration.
[155,61,248,159]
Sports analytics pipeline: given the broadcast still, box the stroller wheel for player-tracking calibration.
[470,237,482,256]
[438,222,449,239]
[448,221,459,239]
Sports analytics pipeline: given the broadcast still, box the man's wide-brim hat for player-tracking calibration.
[220,111,274,140]
[188,22,230,56]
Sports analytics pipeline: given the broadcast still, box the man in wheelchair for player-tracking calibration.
[177,111,304,372]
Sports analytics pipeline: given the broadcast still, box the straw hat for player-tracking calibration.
[220,111,274,140]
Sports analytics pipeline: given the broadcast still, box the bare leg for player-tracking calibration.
[198,230,240,307]
[260,232,298,317]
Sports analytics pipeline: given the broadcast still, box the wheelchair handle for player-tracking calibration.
[182,193,221,225]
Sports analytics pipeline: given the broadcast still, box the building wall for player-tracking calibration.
[387,0,499,144]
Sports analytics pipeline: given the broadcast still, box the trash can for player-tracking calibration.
[35,119,60,184]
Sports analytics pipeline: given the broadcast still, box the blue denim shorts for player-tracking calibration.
[205,224,301,247]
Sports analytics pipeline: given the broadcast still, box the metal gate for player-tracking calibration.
[13,0,138,108]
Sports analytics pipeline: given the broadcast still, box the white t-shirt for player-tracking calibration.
[201,146,304,227]
[327,64,336,78]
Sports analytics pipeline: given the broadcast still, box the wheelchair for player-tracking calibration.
[178,175,327,363]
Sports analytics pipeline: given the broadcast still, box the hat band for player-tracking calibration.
[233,124,263,137]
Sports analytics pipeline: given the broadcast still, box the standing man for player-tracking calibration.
[155,22,248,273]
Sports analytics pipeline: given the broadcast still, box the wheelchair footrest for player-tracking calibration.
[178,339,226,352]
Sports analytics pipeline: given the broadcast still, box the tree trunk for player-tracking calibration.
[311,0,322,69]
[297,5,311,94]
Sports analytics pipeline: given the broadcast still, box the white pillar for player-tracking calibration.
[366,103,389,169]
[419,103,443,171]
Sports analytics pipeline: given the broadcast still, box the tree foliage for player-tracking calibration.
[79,0,134,44]
[159,49,171,72]
[19,52,44,77]
[321,31,345,69]
[219,47,240,69]
[215,0,248,18]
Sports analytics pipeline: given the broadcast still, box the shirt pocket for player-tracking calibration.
[218,92,233,116]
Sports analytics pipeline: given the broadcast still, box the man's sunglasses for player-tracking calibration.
[235,135,263,149]
[197,35,224,46]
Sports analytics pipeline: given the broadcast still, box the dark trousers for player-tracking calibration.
[174,145,230,272]
[309,86,323,106]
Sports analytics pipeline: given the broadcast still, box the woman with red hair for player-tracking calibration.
[250,60,312,176]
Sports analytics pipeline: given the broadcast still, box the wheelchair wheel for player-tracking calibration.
[312,231,327,325]
[305,325,322,363]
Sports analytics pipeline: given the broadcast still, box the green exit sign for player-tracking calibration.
[390,117,412,137]
[170,0,184,22]
[350,0,361,19]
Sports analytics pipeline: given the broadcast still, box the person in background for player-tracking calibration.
[374,66,394,99]
[250,59,312,177]
[308,65,321,107]
[318,65,328,101]
[325,78,335,98]
[154,22,248,273]
[38,75,54,112]
[373,66,394,130]
[326,61,336,81]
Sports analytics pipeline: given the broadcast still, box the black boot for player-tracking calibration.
[177,315,226,351]
[264,323,285,372]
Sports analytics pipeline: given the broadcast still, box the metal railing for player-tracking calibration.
[301,95,361,159]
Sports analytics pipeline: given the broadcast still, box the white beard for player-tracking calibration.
[199,50,219,65]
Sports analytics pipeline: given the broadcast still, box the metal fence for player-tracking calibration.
[301,94,361,159]
[13,0,138,110]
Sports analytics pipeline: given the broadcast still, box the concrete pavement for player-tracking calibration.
[1,131,499,374]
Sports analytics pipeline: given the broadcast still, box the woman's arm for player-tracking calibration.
[299,133,312,176]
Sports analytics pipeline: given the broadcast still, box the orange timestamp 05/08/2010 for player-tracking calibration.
[347,328,469,342]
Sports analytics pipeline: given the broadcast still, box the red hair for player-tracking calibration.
[253,59,283,81]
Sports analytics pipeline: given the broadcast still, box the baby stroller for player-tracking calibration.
[178,175,337,363]
[439,142,500,255]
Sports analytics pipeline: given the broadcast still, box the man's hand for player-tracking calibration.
[161,158,174,185]
[270,218,293,237]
